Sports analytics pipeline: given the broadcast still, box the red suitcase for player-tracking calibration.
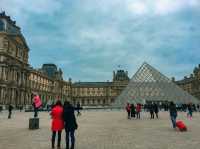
[176,120,187,131]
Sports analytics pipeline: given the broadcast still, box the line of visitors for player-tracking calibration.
[51,100,78,149]
[148,103,159,119]
[126,103,142,119]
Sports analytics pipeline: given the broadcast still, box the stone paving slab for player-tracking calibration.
[0,110,200,149]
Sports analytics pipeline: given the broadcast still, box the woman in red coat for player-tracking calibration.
[136,103,142,119]
[51,100,64,149]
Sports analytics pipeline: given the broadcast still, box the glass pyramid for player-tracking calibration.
[113,62,199,107]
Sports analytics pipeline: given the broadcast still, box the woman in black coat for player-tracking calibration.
[153,103,159,119]
[149,103,154,119]
[63,101,78,149]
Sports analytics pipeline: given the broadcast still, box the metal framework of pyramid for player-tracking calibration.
[113,62,199,107]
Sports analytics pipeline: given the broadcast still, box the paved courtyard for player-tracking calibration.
[0,110,200,149]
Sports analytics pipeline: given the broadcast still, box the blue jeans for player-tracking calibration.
[188,111,192,117]
[171,115,177,128]
[65,128,75,149]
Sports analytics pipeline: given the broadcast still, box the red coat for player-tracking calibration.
[136,104,141,112]
[51,105,64,131]
[126,104,131,112]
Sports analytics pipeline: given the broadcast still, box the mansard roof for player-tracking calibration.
[0,11,20,29]
[176,77,195,85]
[73,82,112,87]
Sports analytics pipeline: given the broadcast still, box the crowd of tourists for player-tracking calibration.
[126,103,160,119]
[126,101,196,131]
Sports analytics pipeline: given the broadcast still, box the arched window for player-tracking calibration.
[0,20,5,31]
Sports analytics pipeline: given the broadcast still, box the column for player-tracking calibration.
[0,66,2,80]
[12,89,15,105]
[2,67,5,80]
[2,88,5,105]
[0,87,2,104]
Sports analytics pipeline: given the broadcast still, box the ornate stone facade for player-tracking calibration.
[0,12,29,106]
[27,66,72,105]
[0,12,71,107]
[175,64,200,101]
[71,70,130,106]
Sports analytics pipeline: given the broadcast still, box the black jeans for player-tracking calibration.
[52,131,62,148]
[150,112,154,119]
[155,112,158,119]
[34,107,38,118]
[127,111,131,119]
[65,128,75,149]
[8,111,12,119]
[77,110,81,116]
[136,112,140,119]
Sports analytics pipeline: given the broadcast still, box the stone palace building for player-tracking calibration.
[175,64,200,101]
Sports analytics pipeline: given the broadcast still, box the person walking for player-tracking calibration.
[8,104,13,119]
[76,102,81,116]
[126,103,131,119]
[19,105,23,112]
[169,101,177,129]
[136,103,141,119]
[50,100,64,149]
[63,101,78,149]
[197,104,200,112]
[154,103,159,119]
[149,103,154,119]
[187,103,193,120]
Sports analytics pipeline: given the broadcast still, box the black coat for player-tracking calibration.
[8,105,13,112]
[63,105,78,131]
[154,104,159,113]
[169,104,177,117]
[149,104,154,113]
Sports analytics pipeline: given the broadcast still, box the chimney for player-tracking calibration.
[113,71,115,80]
[126,71,128,76]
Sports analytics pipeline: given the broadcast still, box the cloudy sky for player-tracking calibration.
[1,0,200,82]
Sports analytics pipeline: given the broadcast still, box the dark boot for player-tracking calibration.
[51,142,55,149]
[70,145,74,149]
[52,132,55,149]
